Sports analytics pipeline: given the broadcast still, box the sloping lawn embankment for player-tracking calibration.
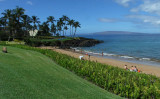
[0,46,122,99]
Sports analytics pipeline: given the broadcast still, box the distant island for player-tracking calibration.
[79,31,160,35]
[93,31,146,35]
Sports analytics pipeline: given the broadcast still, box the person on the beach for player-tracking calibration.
[138,69,141,72]
[88,55,91,60]
[124,65,129,70]
[133,66,138,72]
[79,56,84,60]
[130,66,134,71]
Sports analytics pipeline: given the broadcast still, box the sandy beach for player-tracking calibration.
[40,46,160,77]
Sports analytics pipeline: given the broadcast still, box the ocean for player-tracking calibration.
[76,34,160,67]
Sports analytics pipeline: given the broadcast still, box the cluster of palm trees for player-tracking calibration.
[44,15,81,37]
[0,6,81,41]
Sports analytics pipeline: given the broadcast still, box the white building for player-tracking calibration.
[29,29,38,37]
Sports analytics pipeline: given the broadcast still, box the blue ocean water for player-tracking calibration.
[77,34,160,66]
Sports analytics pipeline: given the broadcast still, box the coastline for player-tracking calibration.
[73,48,160,67]
[40,46,160,77]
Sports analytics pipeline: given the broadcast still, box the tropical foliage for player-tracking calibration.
[0,7,81,41]
[1,44,160,99]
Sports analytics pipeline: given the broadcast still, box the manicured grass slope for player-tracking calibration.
[0,46,122,99]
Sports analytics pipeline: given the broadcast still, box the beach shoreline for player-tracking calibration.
[40,46,160,77]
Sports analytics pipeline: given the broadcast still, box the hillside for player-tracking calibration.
[0,46,122,99]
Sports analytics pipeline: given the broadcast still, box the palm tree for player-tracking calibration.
[47,16,55,24]
[1,9,12,22]
[1,9,11,30]
[1,9,12,40]
[67,19,74,37]
[51,23,56,36]
[62,15,69,24]
[73,21,81,37]
[0,17,7,31]
[60,18,65,36]
[39,22,50,36]
[64,26,68,35]
[13,6,25,27]
[47,16,56,35]
[42,22,50,34]
[56,20,62,36]
[10,13,18,40]
[9,6,25,39]
[22,15,32,36]
[57,18,64,36]
[31,16,40,30]
[62,15,69,36]
[0,19,2,27]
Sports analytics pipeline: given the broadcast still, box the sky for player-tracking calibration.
[0,0,160,34]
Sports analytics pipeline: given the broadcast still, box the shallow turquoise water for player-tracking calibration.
[78,34,160,66]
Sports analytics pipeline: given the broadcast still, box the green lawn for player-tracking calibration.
[0,46,122,99]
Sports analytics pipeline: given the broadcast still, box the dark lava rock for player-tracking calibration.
[60,37,103,49]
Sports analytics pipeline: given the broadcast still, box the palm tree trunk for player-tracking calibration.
[74,28,77,37]
[26,26,28,37]
[8,36,10,41]
[13,30,16,40]
[72,26,73,37]
[8,30,12,41]
[70,25,71,36]
[4,25,6,32]
[34,22,36,31]
[63,30,64,36]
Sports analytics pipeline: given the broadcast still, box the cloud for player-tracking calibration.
[99,15,160,28]
[114,0,132,7]
[27,1,33,5]
[99,18,118,23]
[131,0,160,15]
[126,15,160,26]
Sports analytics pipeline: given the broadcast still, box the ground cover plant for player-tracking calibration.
[0,46,122,99]
[1,44,160,98]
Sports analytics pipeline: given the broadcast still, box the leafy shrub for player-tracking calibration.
[14,39,21,42]
[24,38,43,47]
[0,41,6,45]
[24,37,73,47]
[36,36,65,39]
[6,41,25,45]
[0,31,9,41]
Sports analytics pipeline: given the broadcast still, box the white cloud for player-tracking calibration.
[99,18,117,23]
[114,0,132,7]
[126,15,160,25]
[27,1,33,5]
[99,15,160,27]
[131,0,160,15]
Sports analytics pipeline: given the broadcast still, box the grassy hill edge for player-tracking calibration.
[0,46,122,99]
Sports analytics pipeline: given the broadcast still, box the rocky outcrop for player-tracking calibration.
[25,37,103,48]
[59,37,103,48]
